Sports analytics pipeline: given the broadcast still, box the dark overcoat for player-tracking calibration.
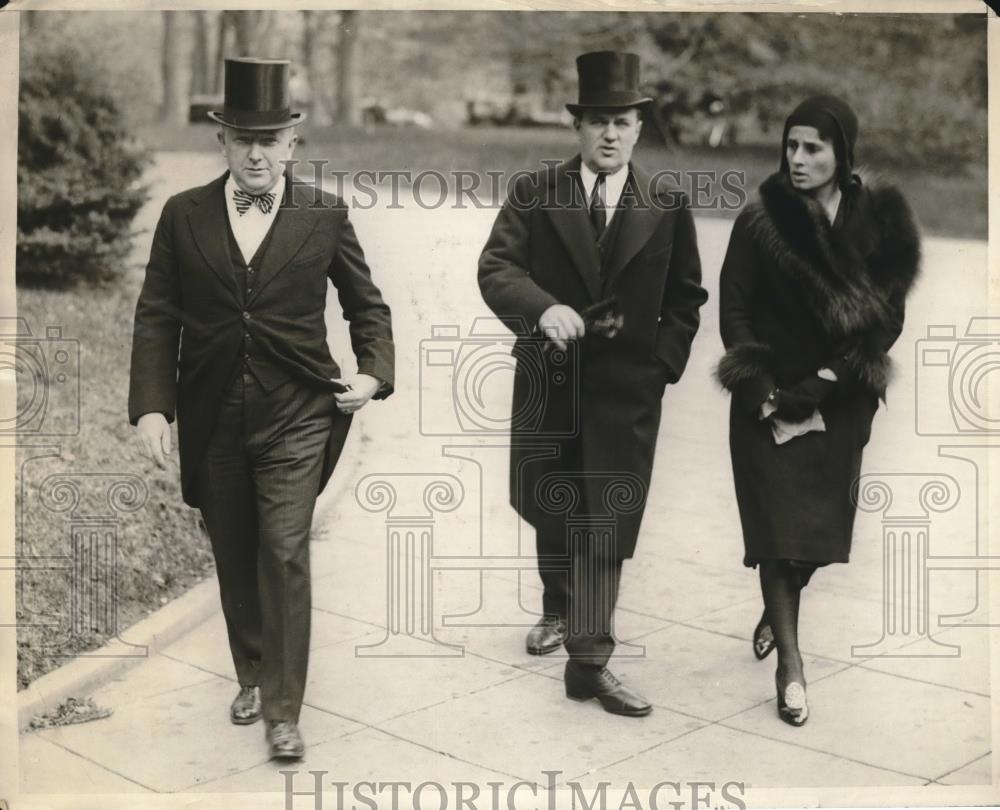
[716,172,920,566]
[478,156,707,559]
[128,173,395,507]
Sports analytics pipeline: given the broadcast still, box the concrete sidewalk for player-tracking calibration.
[16,180,995,801]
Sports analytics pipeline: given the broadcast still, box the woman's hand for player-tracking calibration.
[772,376,837,421]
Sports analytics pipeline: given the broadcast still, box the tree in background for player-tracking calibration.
[336,11,360,125]
[18,41,149,286]
[160,11,186,124]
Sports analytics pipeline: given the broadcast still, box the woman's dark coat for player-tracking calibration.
[717,172,920,566]
[479,157,707,559]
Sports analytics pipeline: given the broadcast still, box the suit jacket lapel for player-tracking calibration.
[603,164,665,290]
[249,177,321,302]
[545,156,602,301]
[186,173,240,301]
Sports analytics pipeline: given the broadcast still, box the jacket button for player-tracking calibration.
[247,287,253,295]
[244,354,251,362]
[242,311,250,320]
[247,266,254,274]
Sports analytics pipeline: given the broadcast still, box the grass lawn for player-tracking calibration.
[141,122,987,241]
[15,279,216,689]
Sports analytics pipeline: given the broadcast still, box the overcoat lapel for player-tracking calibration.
[603,164,664,290]
[248,178,321,303]
[544,157,602,301]
[186,173,240,301]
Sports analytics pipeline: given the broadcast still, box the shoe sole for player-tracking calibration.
[778,709,808,727]
[231,712,262,725]
[566,690,652,717]
[269,748,305,760]
[526,642,563,655]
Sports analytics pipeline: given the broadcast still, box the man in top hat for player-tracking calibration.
[478,51,707,715]
[129,58,394,758]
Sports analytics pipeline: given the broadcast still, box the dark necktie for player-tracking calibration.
[233,188,276,216]
[589,172,607,239]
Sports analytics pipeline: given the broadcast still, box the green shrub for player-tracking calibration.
[17,42,150,286]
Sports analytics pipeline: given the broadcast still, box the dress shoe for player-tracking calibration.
[266,720,305,760]
[753,612,775,660]
[564,662,652,717]
[526,616,567,655]
[230,685,261,725]
[776,676,809,726]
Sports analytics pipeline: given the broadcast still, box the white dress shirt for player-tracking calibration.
[224,174,286,264]
[580,162,629,227]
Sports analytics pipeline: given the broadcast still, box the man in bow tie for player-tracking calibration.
[478,51,707,716]
[128,58,394,759]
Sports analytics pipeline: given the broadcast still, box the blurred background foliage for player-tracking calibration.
[19,9,986,169]
[17,38,150,286]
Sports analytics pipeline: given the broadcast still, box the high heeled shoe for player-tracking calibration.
[776,676,809,726]
[753,613,775,660]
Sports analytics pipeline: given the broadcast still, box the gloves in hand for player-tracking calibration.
[773,375,837,422]
[733,374,777,414]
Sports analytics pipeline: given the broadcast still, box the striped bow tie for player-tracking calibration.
[233,188,276,216]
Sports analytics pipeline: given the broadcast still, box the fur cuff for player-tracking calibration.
[715,343,773,391]
[842,343,893,398]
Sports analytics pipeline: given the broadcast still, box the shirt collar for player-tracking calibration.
[225,173,287,205]
[579,160,630,207]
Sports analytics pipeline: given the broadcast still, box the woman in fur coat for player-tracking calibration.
[716,95,920,726]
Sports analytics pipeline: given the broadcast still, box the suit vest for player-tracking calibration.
[226,216,294,391]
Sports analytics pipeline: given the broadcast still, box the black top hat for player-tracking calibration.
[566,51,653,116]
[207,58,306,130]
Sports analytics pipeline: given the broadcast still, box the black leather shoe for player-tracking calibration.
[267,720,305,760]
[230,685,261,725]
[564,662,652,717]
[753,612,776,660]
[526,617,567,655]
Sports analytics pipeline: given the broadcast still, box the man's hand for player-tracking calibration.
[136,412,172,469]
[332,373,381,415]
[538,304,585,351]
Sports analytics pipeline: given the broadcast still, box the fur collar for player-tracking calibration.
[745,172,921,340]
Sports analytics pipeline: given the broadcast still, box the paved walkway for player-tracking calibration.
[17,156,995,802]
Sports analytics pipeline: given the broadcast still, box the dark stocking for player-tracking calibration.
[759,560,805,687]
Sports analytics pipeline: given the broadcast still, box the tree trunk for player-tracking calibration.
[335,10,360,126]
[160,11,186,124]
[231,10,259,55]
[301,11,328,124]
[190,11,211,96]
[22,10,39,35]
[212,11,227,93]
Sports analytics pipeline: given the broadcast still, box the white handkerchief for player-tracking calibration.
[771,409,826,445]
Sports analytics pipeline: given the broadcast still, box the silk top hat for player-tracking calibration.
[207,58,306,130]
[566,51,653,116]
